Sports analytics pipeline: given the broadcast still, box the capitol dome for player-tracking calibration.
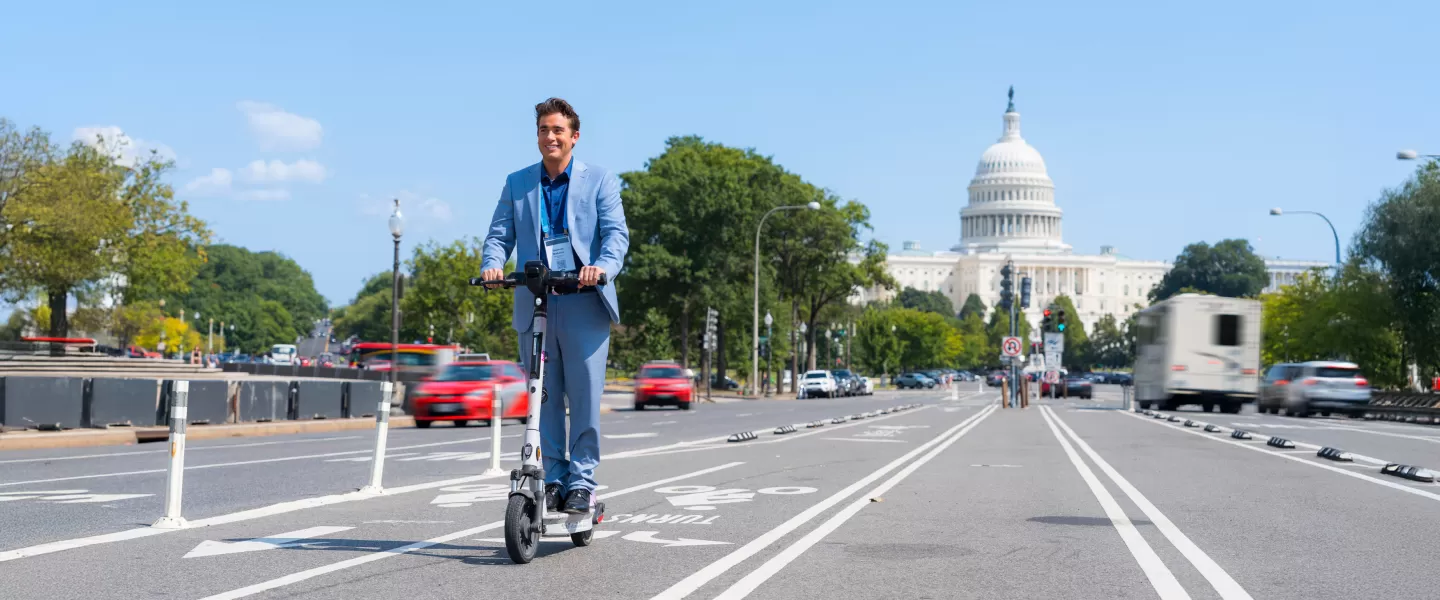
[955,88,1070,254]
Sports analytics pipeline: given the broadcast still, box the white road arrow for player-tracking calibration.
[622,531,731,548]
[183,526,354,558]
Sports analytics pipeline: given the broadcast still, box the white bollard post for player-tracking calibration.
[360,381,394,494]
[152,380,191,529]
[483,383,505,476]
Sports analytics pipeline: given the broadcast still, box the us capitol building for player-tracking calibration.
[855,89,1327,335]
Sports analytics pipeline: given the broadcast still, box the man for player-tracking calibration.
[480,98,629,514]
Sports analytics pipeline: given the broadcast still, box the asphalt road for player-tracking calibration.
[2,383,1438,599]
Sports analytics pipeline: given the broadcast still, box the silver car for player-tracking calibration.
[1257,361,1370,417]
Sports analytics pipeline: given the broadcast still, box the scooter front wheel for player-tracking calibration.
[503,495,538,564]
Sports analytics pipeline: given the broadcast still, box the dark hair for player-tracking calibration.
[535,97,580,132]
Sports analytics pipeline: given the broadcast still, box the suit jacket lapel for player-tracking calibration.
[568,160,588,246]
[527,162,543,244]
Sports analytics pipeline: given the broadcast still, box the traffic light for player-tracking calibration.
[1040,307,1052,331]
[1057,308,1067,332]
[999,264,1014,310]
[1020,276,1032,309]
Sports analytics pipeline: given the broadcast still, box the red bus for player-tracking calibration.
[346,342,464,375]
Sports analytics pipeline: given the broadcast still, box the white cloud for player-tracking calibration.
[183,168,233,196]
[237,189,291,201]
[73,126,177,168]
[240,159,327,184]
[236,101,323,151]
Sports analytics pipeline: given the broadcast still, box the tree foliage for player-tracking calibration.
[1149,239,1268,303]
[958,293,987,321]
[156,244,324,353]
[895,287,954,317]
[1354,160,1440,376]
[1261,264,1404,388]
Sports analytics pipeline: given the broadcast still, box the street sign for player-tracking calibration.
[1043,332,1064,366]
[1001,337,1022,357]
[1045,371,1061,384]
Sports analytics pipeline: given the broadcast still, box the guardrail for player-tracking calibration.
[1362,390,1440,423]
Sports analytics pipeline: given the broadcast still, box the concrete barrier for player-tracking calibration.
[346,381,384,418]
[238,380,293,422]
[185,379,230,425]
[88,378,162,428]
[295,380,344,419]
[1,376,86,430]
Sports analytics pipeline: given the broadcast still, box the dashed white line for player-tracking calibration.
[1046,407,1253,600]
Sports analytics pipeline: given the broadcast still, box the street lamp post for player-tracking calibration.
[388,199,404,389]
[752,201,821,396]
[1269,208,1341,266]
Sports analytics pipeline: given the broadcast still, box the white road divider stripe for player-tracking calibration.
[1121,410,1440,503]
[0,436,366,465]
[1046,406,1254,600]
[712,404,999,599]
[1038,407,1192,600]
[196,462,745,600]
[650,404,997,600]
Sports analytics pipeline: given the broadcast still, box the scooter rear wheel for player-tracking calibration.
[571,530,593,546]
[504,495,538,564]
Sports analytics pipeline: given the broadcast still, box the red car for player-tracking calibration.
[634,362,695,410]
[412,361,531,428]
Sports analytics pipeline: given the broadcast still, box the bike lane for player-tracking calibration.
[0,402,972,600]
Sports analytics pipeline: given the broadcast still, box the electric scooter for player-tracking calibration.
[470,260,608,564]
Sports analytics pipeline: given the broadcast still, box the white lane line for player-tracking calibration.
[711,405,998,599]
[650,404,997,600]
[1047,407,1253,600]
[0,435,367,465]
[617,404,955,459]
[0,424,769,562]
[819,438,906,444]
[1037,408,1191,599]
[1326,425,1440,445]
[197,462,745,600]
[0,437,519,487]
[1121,411,1440,503]
[1153,413,1391,466]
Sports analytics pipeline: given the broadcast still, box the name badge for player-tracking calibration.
[545,235,576,272]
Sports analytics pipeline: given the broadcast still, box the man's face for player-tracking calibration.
[537,113,578,163]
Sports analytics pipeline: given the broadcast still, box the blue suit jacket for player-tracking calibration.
[482,159,630,332]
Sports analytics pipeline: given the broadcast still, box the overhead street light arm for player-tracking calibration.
[753,201,822,394]
[1269,207,1341,265]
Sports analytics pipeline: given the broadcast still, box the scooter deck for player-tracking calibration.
[539,501,606,537]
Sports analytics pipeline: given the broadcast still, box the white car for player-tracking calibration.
[801,370,838,398]
[859,376,875,395]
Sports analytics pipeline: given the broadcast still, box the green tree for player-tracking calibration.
[1355,160,1440,377]
[855,307,904,382]
[400,238,515,355]
[154,244,323,353]
[958,311,989,369]
[1260,264,1404,388]
[1149,239,1269,303]
[892,308,952,371]
[895,287,954,317]
[1088,314,1128,369]
[0,140,130,337]
[958,293,987,321]
[0,118,51,255]
[1049,295,1090,371]
[332,272,395,344]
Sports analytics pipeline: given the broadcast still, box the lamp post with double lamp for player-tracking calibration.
[752,201,821,396]
[388,199,404,388]
[1268,208,1341,266]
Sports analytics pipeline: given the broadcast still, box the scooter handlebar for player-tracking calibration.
[467,269,608,289]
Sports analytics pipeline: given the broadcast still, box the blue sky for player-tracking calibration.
[3,0,1437,309]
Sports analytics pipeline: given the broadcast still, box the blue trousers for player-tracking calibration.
[519,291,610,493]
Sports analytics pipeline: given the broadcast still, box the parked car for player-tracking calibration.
[859,376,875,395]
[831,369,860,397]
[801,370,839,397]
[1257,361,1370,417]
[412,360,530,428]
[896,372,936,389]
[634,361,695,410]
[1064,375,1094,399]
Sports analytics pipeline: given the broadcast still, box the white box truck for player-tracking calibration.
[1132,294,1262,413]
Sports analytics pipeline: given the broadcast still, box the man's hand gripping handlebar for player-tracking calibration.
[469,260,608,297]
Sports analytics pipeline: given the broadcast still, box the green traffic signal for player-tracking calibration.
[1057,323,1066,332]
